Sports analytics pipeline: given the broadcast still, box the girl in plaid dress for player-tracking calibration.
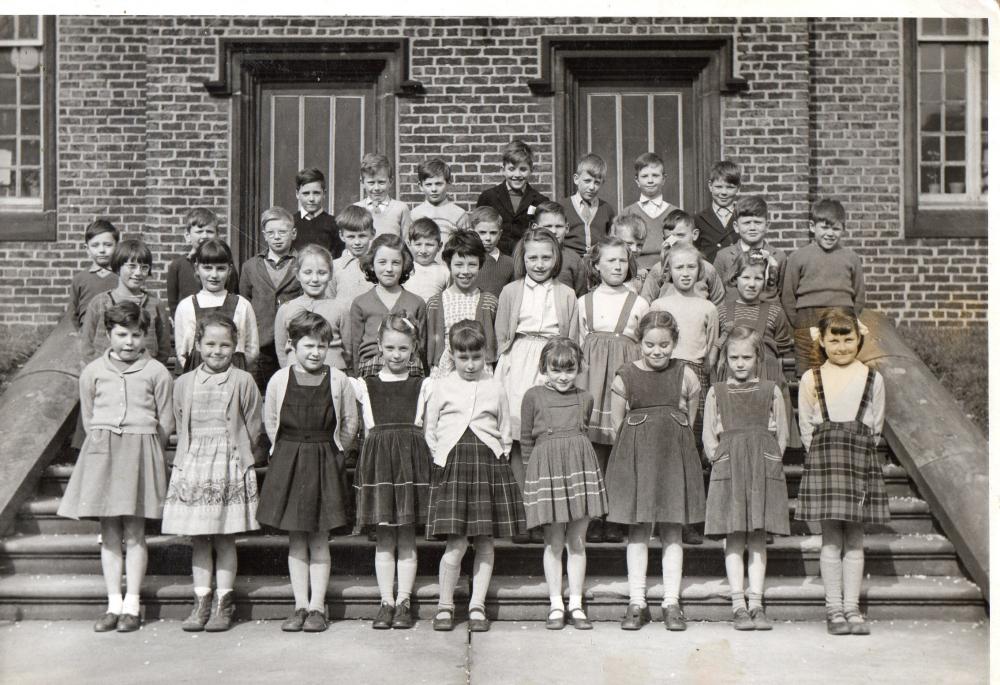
[425,320,526,633]
[349,315,433,630]
[795,307,887,636]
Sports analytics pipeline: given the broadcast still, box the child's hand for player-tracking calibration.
[637,267,649,281]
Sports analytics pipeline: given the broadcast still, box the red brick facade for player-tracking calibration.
[0,16,986,325]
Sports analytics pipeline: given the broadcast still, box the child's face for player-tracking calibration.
[118,260,150,293]
[523,239,556,283]
[533,212,568,243]
[298,255,332,298]
[708,178,739,208]
[296,181,326,216]
[379,328,415,374]
[735,215,767,248]
[573,170,602,203]
[449,253,481,292]
[362,171,391,203]
[197,323,235,374]
[635,164,665,198]
[640,327,675,370]
[420,175,448,205]
[474,222,501,252]
[735,265,766,303]
[293,335,329,372]
[373,246,404,288]
[667,253,699,293]
[726,338,757,382]
[616,228,642,256]
[810,219,845,252]
[543,363,578,393]
[86,231,117,268]
[196,262,231,294]
[341,228,373,258]
[186,223,217,250]
[452,348,486,381]
[819,328,860,367]
[502,161,531,191]
[411,237,441,267]
[262,218,295,255]
[665,219,699,246]
[595,244,630,288]
[108,323,145,363]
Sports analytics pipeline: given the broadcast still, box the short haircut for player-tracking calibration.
[336,205,375,235]
[110,238,153,274]
[192,238,233,266]
[815,306,863,361]
[297,243,334,271]
[633,152,664,175]
[663,209,695,234]
[185,207,218,230]
[501,139,534,168]
[611,213,647,241]
[708,160,742,186]
[296,167,326,191]
[85,219,119,244]
[195,311,238,346]
[636,309,679,344]
[533,201,567,224]
[441,230,486,267]
[360,153,392,178]
[409,217,442,244]
[575,153,607,181]
[587,236,637,287]
[538,336,583,373]
[720,325,764,377]
[513,227,563,281]
[361,233,414,285]
[260,206,294,231]
[734,195,768,222]
[811,198,846,225]
[725,249,777,292]
[417,158,452,183]
[104,300,150,334]
[449,319,487,354]
[467,206,501,229]
[662,244,704,283]
[287,310,334,346]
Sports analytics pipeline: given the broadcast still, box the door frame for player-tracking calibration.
[205,37,424,261]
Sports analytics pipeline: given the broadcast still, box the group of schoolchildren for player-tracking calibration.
[58,139,885,640]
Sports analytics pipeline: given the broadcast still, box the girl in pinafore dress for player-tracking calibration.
[349,315,433,630]
[162,313,265,633]
[494,227,578,507]
[425,320,526,633]
[703,326,789,632]
[426,230,499,378]
[173,239,258,374]
[795,307,887,636]
[578,236,649,542]
[257,311,359,634]
[58,302,174,634]
[521,338,608,630]
[606,310,705,632]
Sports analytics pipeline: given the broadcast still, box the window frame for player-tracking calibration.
[902,18,987,238]
[0,15,56,241]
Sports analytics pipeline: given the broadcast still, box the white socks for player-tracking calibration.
[107,594,123,615]
[122,593,140,616]
[193,586,212,598]
[842,549,865,614]
[375,551,396,606]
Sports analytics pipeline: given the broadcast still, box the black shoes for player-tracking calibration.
[620,603,651,630]
[391,599,414,629]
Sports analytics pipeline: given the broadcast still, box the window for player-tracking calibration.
[0,15,54,240]
[904,18,987,237]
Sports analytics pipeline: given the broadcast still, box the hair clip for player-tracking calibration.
[857,320,870,337]
[809,326,821,341]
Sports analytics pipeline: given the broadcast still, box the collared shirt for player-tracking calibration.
[88,263,113,278]
[81,349,174,437]
[299,207,321,221]
[364,197,390,214]
[330,252,371,305]
[424,370,511,466]
[571,193,598,252]
[195,365,232,386]
[488,248,501,262]
[264,249,296,269]
[516,277,560,335]
[263,249,297,289]
[639,195,667,218]
[713,202,734,227]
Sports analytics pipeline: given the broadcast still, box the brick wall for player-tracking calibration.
[0,16,986,327]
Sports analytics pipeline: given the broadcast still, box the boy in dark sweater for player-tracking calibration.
[470,206,515,298]
[475,139,548,255]
[68,219,119,329]
[292,167,344,259]
[166,207,239,317]
[781,198,866,374]
[694,160,741,263]
[559,153,616,257]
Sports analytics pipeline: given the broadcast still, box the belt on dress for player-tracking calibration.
[279,428,334,444]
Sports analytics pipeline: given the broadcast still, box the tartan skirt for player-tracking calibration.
[522,432,609,529]
[795,420,890,524]
[354,423,432,528]
[357,354,424,378]
[426,429,527,538]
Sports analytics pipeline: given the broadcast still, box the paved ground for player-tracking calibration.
[0,619,988,684]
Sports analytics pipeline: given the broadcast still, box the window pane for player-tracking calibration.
[919,44,942,71]
[20,168,39,197]
[921,135,941,162]
[944,166,966,191]
[0,78,14,105]
[920,102,941,132]
[16,16,38,40]
[944,71,966,100]
[11,47,40,73]
[921,165,941,193]
[0,56,12,76]
[20,107,38,135]
[945,104,966,131]
[944,19,970,36]
[0,18,14,41]
[0,138,15,165]
[20,75,38,105]
[945,136,965,161]
[943,45,965,70]
[920,18,943,36]
[0,109,13,135]
[920,73,942,100]
[20,139,38,165]
[976,19,988,38]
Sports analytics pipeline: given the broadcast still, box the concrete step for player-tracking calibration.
[0,532,965,577]
[0,573,983,622]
